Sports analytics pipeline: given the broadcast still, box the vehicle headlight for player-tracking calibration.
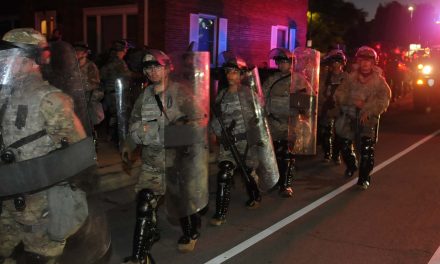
[418,64,424,70]
[422,65,432,75]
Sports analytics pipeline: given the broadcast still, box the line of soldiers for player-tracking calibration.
[0,27,391,264]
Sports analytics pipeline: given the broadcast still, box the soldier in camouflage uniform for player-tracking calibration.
[122,49,209,263]
[100,40,132,145]
[73,42,104,127]
[210,56,262,226]
[318,49,348,164]
[334,46,391,189]
[0,28,92,263]
[262,48,310,198]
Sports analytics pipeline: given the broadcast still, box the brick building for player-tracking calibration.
[8,0,308,67]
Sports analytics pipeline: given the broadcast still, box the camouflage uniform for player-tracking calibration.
[334,60,391,188]
[80,59,104,125]
[212,88,259,168]
[123,49,210,263]
[318,67,348,163]
[209,55,263,227]
[263,71,310,140]
[262,48,312,198]
[129,81,188,195]
[0,73,88,261]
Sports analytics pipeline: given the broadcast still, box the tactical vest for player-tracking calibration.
[216,89,247,137]
[324,72,346,98]
[1,82,59,162]
[265,72,291,120]
[141,82,184,145]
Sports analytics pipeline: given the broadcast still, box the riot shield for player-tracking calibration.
[115,77,131,148]
[45,40,93,135]
[238,68,279,191]
[0,45,96,197]
[288,47,320,155]
[164,51,210,218]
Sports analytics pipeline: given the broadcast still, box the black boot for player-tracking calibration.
[274,140,294,198]
[210,161,234,226]
[124,189,159,264]
[358,137,375,189]
[177,214,201,253]
[332,133,342,165]
[338,137,358,177]
[322,123,333,162]
[244,168,262,208]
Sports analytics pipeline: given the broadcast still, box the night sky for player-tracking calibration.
[348,0,440,21]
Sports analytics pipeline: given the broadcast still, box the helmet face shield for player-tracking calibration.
[274,57,291,65]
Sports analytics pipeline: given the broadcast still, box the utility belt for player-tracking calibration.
[1,130,51,163]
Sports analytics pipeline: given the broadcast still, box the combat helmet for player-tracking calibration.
[221,51,248,71]
[1,28,49,64]
[269,47,294,64]
[355,46,378,64]
[323,49,347,65]
[142,49,172,68]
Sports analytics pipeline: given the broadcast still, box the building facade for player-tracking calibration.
[16,0,308,67]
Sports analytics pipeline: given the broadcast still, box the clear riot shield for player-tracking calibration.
[115,77,130,148]
[164,51,210,218]
[45,40,93,136]
[238,68,279,191]
[0,45,96,197]
[288,47,320,155]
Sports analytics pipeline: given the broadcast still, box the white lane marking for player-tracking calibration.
[429,245,440,264]
[205,129,440,264]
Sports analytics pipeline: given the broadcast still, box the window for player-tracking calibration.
[83,5,138,54]
[270,25,297,67]
[34,11,57,38]
[189,13,227,67]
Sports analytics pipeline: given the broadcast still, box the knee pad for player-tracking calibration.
[137,189,158,217]
[217,161,235,183]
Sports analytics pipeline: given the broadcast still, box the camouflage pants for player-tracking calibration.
[218,140,258,169]
[0,184,87,260]
[335,114,379,141]
[0,192,65,259]
[135,145,170,196]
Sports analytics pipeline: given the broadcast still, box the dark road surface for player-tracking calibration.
[101,92,440,264]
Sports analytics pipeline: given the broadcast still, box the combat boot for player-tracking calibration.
[124,189,159,264]
[278,153,294,198]
[210,161,233,226]
[244,169,262,208]
[339,137,358,178]
[178,214,201,253]
[358,137,375,190]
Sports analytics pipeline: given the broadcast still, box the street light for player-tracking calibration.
[408,5,418,44]
[408,5,414,20]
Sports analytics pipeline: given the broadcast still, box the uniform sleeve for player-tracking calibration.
[40,92,86,145]
[87,62,101,92]
[210,90,225,137]
[361,77,391,117]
